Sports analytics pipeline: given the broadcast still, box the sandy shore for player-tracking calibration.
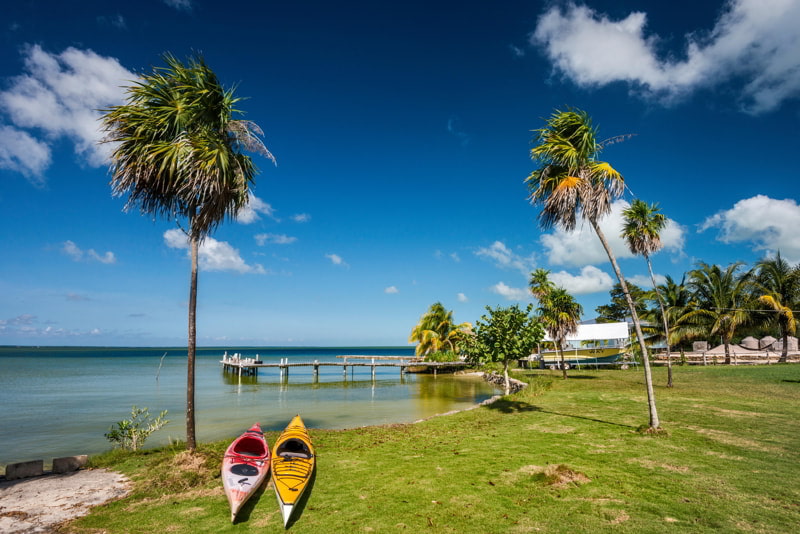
[0,469,129,533]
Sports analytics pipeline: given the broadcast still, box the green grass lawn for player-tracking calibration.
[69,365,800,533]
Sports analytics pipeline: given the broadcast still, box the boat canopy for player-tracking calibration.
[543,322,629,343]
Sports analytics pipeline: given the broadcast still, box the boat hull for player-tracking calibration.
[271,414,315,527]
[538,348,624,366]
[221,423,270,522]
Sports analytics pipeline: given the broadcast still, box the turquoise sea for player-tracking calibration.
[0,346,497,467]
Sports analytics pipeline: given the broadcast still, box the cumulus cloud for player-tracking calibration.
[326,253,348,267]
[549,265,615,295]
[540,200,685,267]
[0,125,51,182]
[236,194,278,224]
[457,292,468,303]
[532,0,800,113]
[627,273,667,289]
[699,195,800,263]
[254,233,297,246]
[384,286,399,294]
[0,45,134,183]
[163,229,265,274]
[62,240,116,264]
[475,241,535,274]
[490,282,531,301]
[291,213,311,223]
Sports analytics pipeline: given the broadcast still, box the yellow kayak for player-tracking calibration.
[271,414,315,527]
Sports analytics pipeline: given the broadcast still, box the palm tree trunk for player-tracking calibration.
[645,254,672,388]
[558,344,567,380]
[186,233,199,451]
[591,219,660,429]
[780,322,788,363]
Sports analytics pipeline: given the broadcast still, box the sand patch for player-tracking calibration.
[0,469,129,533]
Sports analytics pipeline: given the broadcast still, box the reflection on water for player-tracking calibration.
[0,348,497,465]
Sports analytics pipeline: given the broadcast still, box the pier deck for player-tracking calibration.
[220,353,468,380]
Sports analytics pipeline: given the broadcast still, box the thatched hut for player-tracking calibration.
[739,336,758,350]
[759,336,777,350]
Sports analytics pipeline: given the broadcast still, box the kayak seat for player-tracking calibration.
[278,438,311,459]
[280,451,311,459]
[234,436,266,457]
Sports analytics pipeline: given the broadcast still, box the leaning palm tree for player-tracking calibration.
[526,108,660,429]
[685,262,754,364]
[622,199,674,386]
[101,54,274,450]
[409,302,471,357]
[755,252,799,362]
[535,281,583,380]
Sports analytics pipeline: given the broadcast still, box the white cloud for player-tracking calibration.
[490,282,531,301]
[475,241,535,274]
[237,194,278,224]
[0,125,50,182]
[700,195,800,263]
[0,45,134,182]
[532,0,800,113]
[549,265,614,295]
[384,286,399,294]
[291,213,311,223]
[325,253,348,267]
[628,273,667,289]
[163,0,193,10]
[163,229,265,274]
[457,292,468,303]
[540,200,685,267]
[62,240,116,264]
[254,233,297,246]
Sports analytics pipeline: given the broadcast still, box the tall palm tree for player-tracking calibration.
[535,280,583,380]
[621,199,674,386]
[651,275,695,349]
[101,54,274,450]
[526,108,660,429]
[409,302,471,357]
[529,267,556,300]
[755,252,799,362]
[685,262,754,364]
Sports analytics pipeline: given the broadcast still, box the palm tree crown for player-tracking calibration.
[755,252,800,361]
[621,199,666,257]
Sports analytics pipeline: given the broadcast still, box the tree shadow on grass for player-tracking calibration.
[485,399,634,429]
[781,379,800,383]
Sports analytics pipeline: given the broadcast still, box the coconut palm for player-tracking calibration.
[409,302,471,357]
[755,252,799,362]
[622,199,674,386]
[529,268,556,300]
[526,108,660,429]
[101,54,274,450]
[685,262,754,365]
[535,281,583,380]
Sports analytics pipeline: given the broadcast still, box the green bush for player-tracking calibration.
[105,406,169,451]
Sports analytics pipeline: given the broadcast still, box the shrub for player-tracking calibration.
[105,406,169,451]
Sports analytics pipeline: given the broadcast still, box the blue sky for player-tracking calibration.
[1,0,799,347]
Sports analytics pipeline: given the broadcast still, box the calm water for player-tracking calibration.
[0,347,496,466]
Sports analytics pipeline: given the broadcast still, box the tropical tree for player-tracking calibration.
[533,271,583,379]
[622,199,674,386]
[649,274,695,350]
[465,304,543,394]
[526,108,660,429]
[101,54,274,450]
[685,262,754,364]
[755,252,800,362]
[409,302,471,358]
[595,282,648,324]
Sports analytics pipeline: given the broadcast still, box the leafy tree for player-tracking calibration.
[526,107,660,430]
[534,272,583,379]
[622,199,675,386]
[685,262,754,364]
[595,282,648,323]
[101,54,274,450]
[465,304,543,394]
[648,275,695,350]
[755,252,800,362]
[409,302,471,358]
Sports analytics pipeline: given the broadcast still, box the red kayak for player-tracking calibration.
[221,423,271,522]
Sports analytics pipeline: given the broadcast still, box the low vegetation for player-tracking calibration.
[70,364,800,533]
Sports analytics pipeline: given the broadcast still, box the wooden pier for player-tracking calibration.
[220,353,468,381]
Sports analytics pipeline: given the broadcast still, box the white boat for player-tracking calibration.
[527,322,631,369]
